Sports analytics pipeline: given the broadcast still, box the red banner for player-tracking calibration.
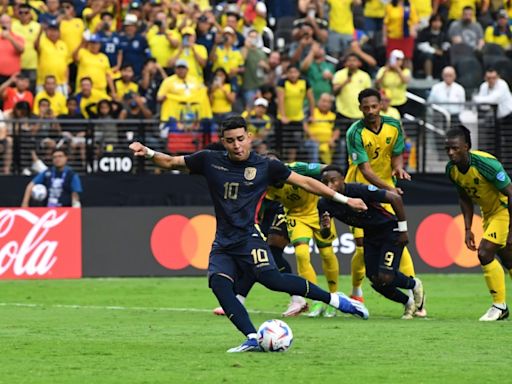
[0,208,82,279]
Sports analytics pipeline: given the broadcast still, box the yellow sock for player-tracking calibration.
[482,259,506,304]
[294,243,317,284]
[398,246,416,277]
[351,246,365,290]
[319,246,339,293]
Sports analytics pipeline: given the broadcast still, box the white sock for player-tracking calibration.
[352,287,363,297]
[493,303,507,310]
[247,333,257,340]
[329,293,340,308]
[406,297,414,306]
[236,294,246,305]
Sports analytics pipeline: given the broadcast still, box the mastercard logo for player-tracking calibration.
[151,214,216,270]
[416,213,482,268]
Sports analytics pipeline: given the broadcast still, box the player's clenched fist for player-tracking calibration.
[129,142,147,157]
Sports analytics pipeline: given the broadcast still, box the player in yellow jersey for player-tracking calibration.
[346,88,426,317]
[266,160,340,318]
[445,126,512,321]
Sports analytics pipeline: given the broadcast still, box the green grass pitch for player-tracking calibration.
[0,274,510,384]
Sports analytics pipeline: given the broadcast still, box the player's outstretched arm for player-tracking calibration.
[383,190,408,245]
[129,142,186,170]
[286,171,367,211]
[358,162,403,194]
[391,154,411,181]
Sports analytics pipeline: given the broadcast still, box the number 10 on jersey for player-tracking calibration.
[224,182,239,200]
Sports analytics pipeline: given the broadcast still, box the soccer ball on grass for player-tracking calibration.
[257,319,293,352]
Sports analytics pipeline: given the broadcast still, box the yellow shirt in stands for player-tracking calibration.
[484,25,512,50]
[76,48,111,92]
[448,0,481,20]
[384,2,419,39]
[157,74,212,121]
[381,106,401,120]
[175,44,208,80]
[212,46,244,78]
[147,26,181,68]
[410,0,432,20]
[60,18,85,63]
[211,83,233,114]
[37,35,69,85]
[308,108,336,164]
[364,0,386,18]
[12,20,41,70]
[114,79,139,99]
[33,90,68,116]
[376,67,411,106]
[79,89,111,118]
[82,7,116,33]
[277,78,309,121]
[327,0,354,35]
[333,68,372,119]
[241,110,272,137]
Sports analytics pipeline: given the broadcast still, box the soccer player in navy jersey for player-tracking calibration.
[318,165,425,319]
[129,116,369,352]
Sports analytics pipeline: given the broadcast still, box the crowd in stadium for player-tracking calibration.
[1,0,512,175]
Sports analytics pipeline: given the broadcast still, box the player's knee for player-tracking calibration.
[258,269,284,290]
[209,273,234,291]
[370,272,393,287]
[477,250,495,265]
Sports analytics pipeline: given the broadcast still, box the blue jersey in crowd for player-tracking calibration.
[184,150,291,247]
[32,166,82,207]
[318,183,397,234]
[119,34,149,77]
[97,32,122,67]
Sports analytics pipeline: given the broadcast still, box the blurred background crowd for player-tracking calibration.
[1,0,512,175]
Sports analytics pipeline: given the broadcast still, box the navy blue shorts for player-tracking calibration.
[363,226,404,278]
[208,237,278,285]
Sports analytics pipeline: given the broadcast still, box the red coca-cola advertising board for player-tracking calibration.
[0,208,82,279]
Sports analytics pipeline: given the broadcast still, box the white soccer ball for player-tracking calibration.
[31,184,48,201]
[257,319,293,352]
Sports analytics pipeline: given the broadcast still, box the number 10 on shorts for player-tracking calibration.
[251,248,269,265]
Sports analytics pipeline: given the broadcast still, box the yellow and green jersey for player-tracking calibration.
[446,150,511,219]
[345,116,404,186]
[266,162,323,219]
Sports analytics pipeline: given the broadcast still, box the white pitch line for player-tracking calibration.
[0,302,283,316]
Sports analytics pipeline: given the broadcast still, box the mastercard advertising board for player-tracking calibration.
[82,205,483,277]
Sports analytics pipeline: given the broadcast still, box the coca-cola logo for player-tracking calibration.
[0,208,82,279]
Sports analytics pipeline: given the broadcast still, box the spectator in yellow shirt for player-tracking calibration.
[75,76,110,117]
[304,93,339,164]
[375,49,411,114]
[74,34,111,93]
[326,0,361,57]
[59,0,85,65]
[363,0,386,38]
[113,64,139,101]
[383,0,419,61]
[169,27,207,81]
[12,3,41,89]
[147,11,181,73]
[208,68,236,127]
[33,75,68,116]
[332,53,372,120]
[35,20,69,96]
[380,89,401,120]
[210,26,244,89]
[241,97,272,141]
[276,65,315,162]
[484,9,512,52]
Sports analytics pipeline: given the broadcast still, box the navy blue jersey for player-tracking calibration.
[97,32,122,67]
[318,183,397,233]
[184,150,291,247]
